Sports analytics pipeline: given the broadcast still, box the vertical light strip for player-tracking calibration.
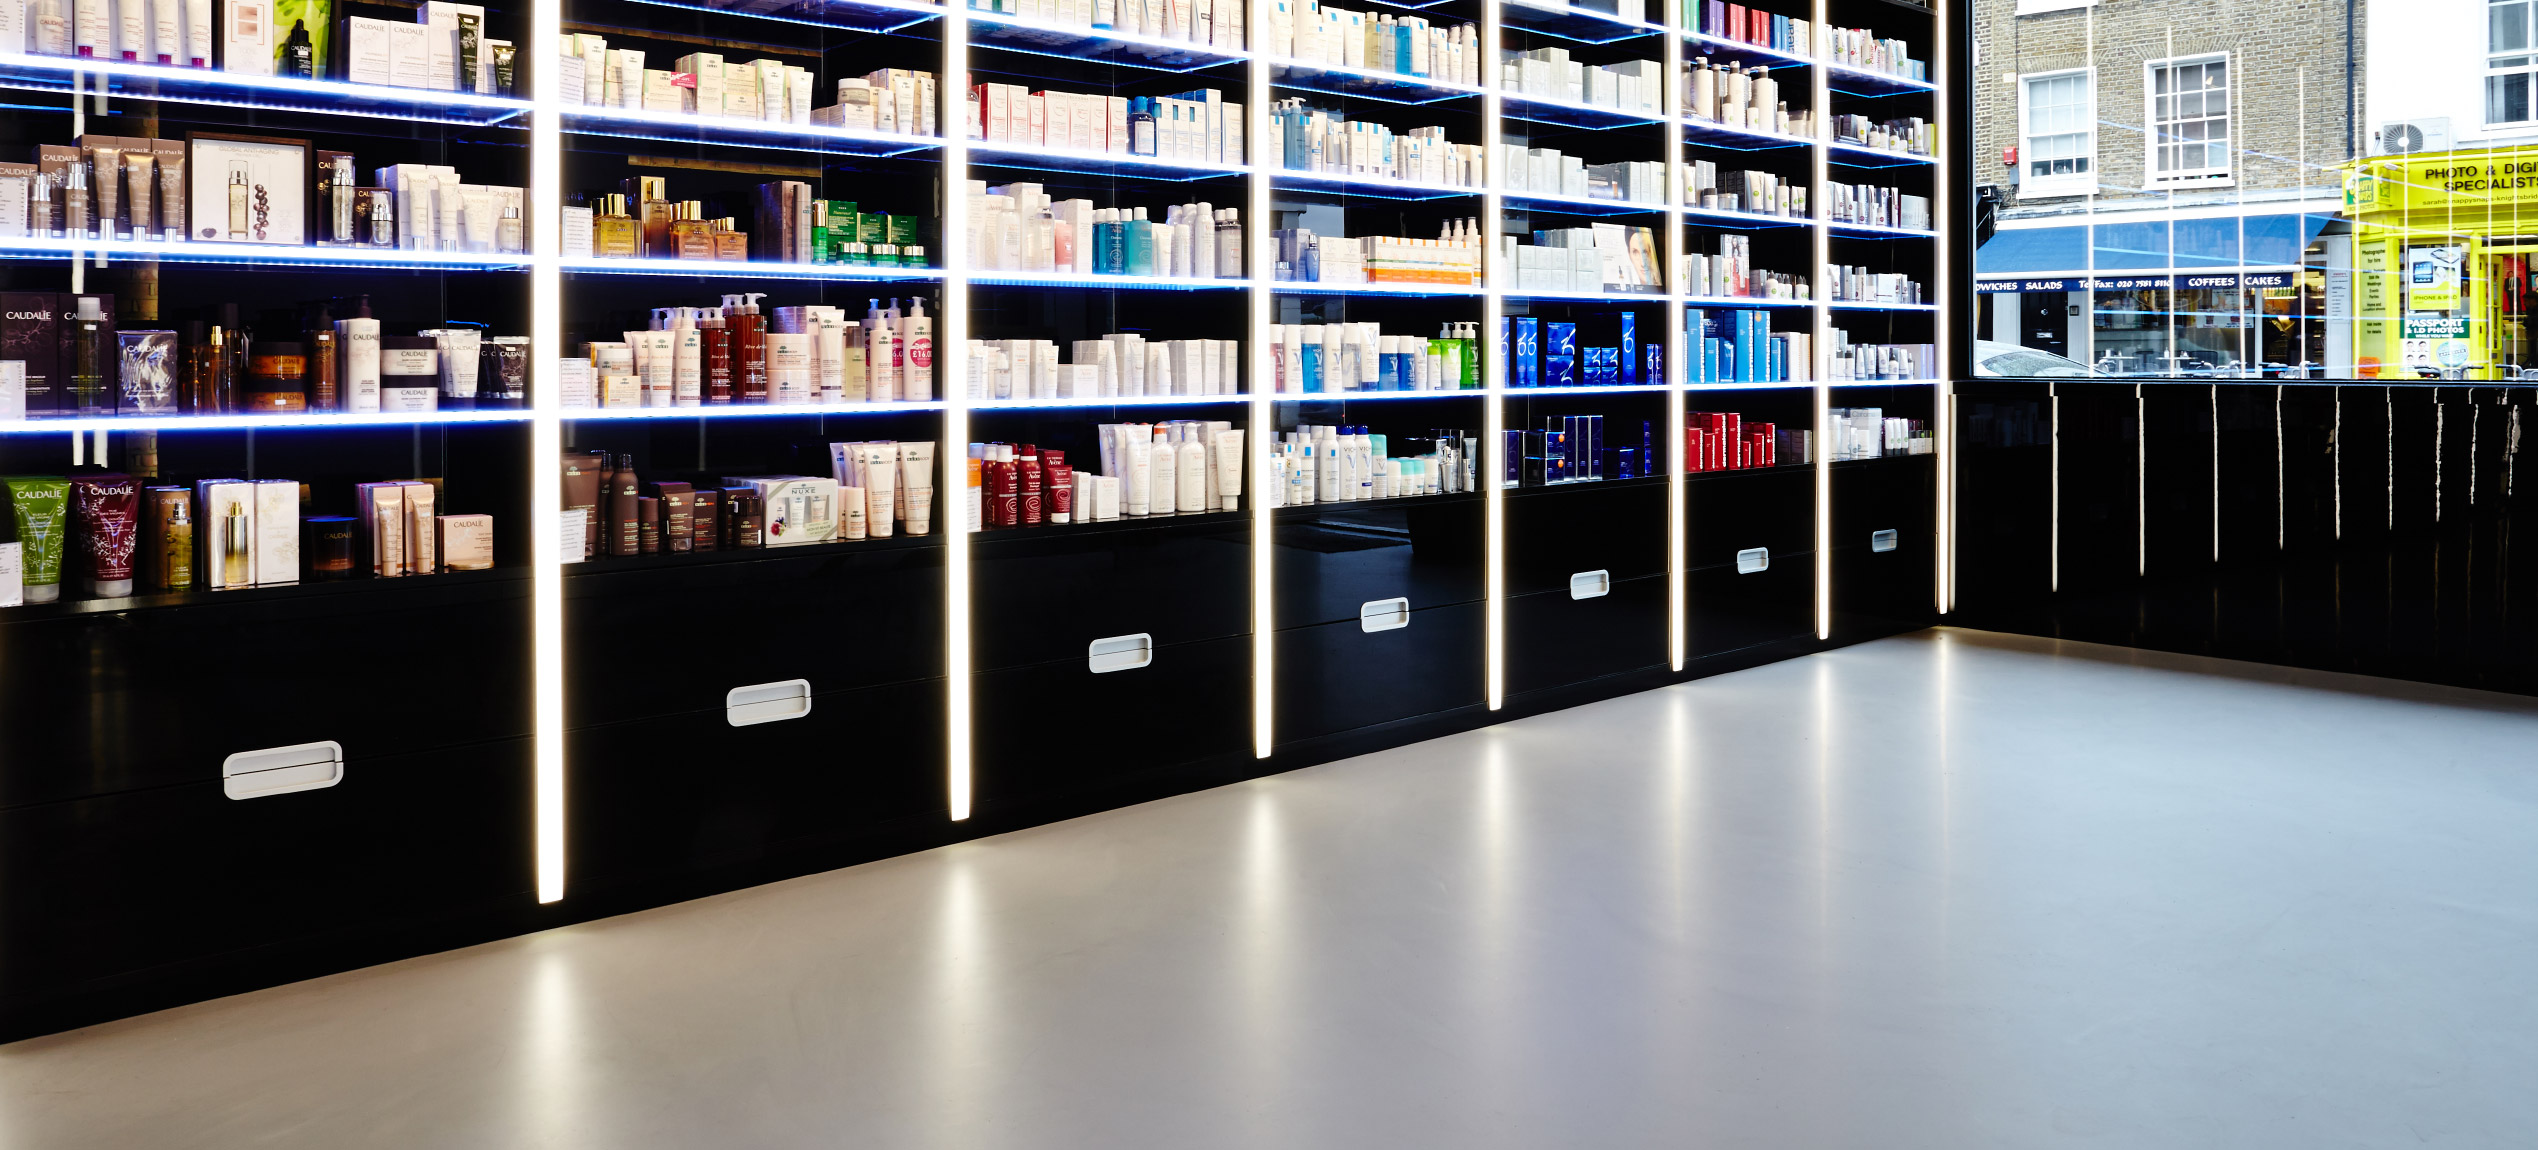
[1663,8,1686,670]
[1809,0,1831,641]
[529,0,566,904]
[2050,381,2060,592]
[1248,0,1274,758]
[942,5,974,820]
[1932,0,1953,614]
[1481,0,1506,711]
[2135,382,2144,576]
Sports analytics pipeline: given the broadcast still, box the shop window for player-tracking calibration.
[2019,70,2096,197]
[2147,55,2231,187]
[2491,0,2537,125]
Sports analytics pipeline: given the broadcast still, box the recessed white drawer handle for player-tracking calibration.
[1569,570,1610,599]
[1871,529,1898,552]
[1088,633,1154,674]
[1360,597,1411,632]
[728,679,813,726]
[1736,547,1770,574]
[223,740,344,800]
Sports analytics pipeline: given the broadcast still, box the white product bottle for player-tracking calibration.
[149,0,177,62]
[114,0,141,59]
[1124,436,1152,517]
[336,296,383,413]
[182,0,207,63]
[1217,208,1242,278]
[897,297,933,402]
[1178,433,1207,513]
[33,0,71,55]
[814,308,847,404]
[660,308,702,406]
[72,0,105,56]
[1148,429,1178,516]
[864,299,898,402]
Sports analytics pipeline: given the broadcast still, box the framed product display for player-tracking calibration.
[186,132,311,245]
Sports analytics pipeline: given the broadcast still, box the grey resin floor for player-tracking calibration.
[4,628,2534,1148]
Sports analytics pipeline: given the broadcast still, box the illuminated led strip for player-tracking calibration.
[1664,13,1687,672]
[1933,0,1955,613]
[1249,8,1275,759]
[944,3,975,821]
[529,0,566,904]
[0,236,528,270]
[0,411,532,432]
[1482,0,1506,711]
[0,53,531,122]
[1810,0,1832,642]
[557,256,944,281]
[562,401,948,419]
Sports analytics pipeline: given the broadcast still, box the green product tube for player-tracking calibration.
[0,476,72,604]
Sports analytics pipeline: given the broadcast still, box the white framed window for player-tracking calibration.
[2491,0,2537,125]
[2146,54,2232,187]
[2012,0,2096,15]
[2019,69,2096,197]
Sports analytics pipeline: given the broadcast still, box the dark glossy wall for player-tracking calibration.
[1954,379,2538,697]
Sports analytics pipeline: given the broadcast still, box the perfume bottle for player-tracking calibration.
[629,176,674,256]
[226,164,249,241]
[496,205,524,253]
[161,499,193,590]
[221,500,250,587]
[712,216,748,261]
[593,193,640,257]
[670,202,715,260]
[67,296,105,414]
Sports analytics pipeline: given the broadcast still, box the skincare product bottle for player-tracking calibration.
[225,164,249,240]
[303,306,338,412]
[725,293,768,402]
[864,298,897,402]
[337,295,382,412]
[701,309,733,403]
[67,296,105,415]
[161,498,193,589]
[897,297,932,401]
[220,499,249,587]
[593,193,641,257]
[280,18,311,76]
[63,162,88,239]
[610,454,640,555]
[497,205,524,254]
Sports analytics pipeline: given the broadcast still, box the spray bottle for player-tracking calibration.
[865,299,898,402]
[897,298,933,401]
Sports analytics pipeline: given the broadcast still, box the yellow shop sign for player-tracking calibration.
[2345,147,2538,214]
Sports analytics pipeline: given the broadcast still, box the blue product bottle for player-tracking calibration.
[1378,343,1400,391]
[1618,313,1638,384]
[1645,342,1663,384]
[1129,99,1158,157]
[1514,317,1539,387]
[1096,213,1124,274]
[1124,211,1155,276]
[1301,333,1324,392]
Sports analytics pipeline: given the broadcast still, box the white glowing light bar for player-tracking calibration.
[1934,0,1956,615]
[1271,280,1484,296]
[943,0,976,822]
[1249,20,1276,761]
[558,256,944,281]
[558,105,943,155]
[1481,0,1506,712]
[530,0,566,906]
[0,52,532,122]
[1266,56,1487,104]
[1268,388,1488,401]
[971,141,1252,179]
[561,401,947,420]
[1810,0,1833,643]
[969,271,1250,290]
[0,236,530,270]
[1272,169,1484,200]
[1663,14,1688,673]
[972,394,1253,410]
[969,10,1251,69]
[0,410,530,433]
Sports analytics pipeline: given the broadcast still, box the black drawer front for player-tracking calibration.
[1830,456,1936,554]
[1833,545,1935,636]
[1690,556,1816,659]
[1506,574,1667,697]
[972,634,1250,810]
[568,678,946,890]
[1274,602,1484,747]
[0,736,530,1004]
[0,580,530,811]
[1687,467,1816,570]
[973,524,1252,672]
[565,544,945,726]
[1504,481,1668,597]
[1273,499,1485,629]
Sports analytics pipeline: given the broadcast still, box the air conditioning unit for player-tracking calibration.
[2377,118,2454,155]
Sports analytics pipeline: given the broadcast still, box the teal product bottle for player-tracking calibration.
[1124,209,1155,276]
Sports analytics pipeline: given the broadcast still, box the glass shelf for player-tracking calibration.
[970,142,1250,182]
[562,401,945,420]
[1679,31,1814,70]
[1681,295,1813,309]
[626,0,943,33]
[968,13,1247,72]
[1686,205,1816,230]
[1267,58,1484,105]
[1502,190,1668,217]
[1501,91,1669,129]
[1272,170,1483,202]
[1503,383,1673,395]
[1827,140,1937,168]
[1828,301,1937,312]
[1824,63,1935,98]
[968,271,1249,290]
[0,53,531,125]
[558,256,943,281]
[1828,220,1936,239]
[0,410,532,433]
[0,236,530,271]
[1502,288,1670,303]
[970,393,1252,409]
[1680,116,1817,153]
[1270,388,1484,401]
[1270,280,1483,296]
[1499,1,1668,45]
[559,106,941,157]
[1828,377,1943,387]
